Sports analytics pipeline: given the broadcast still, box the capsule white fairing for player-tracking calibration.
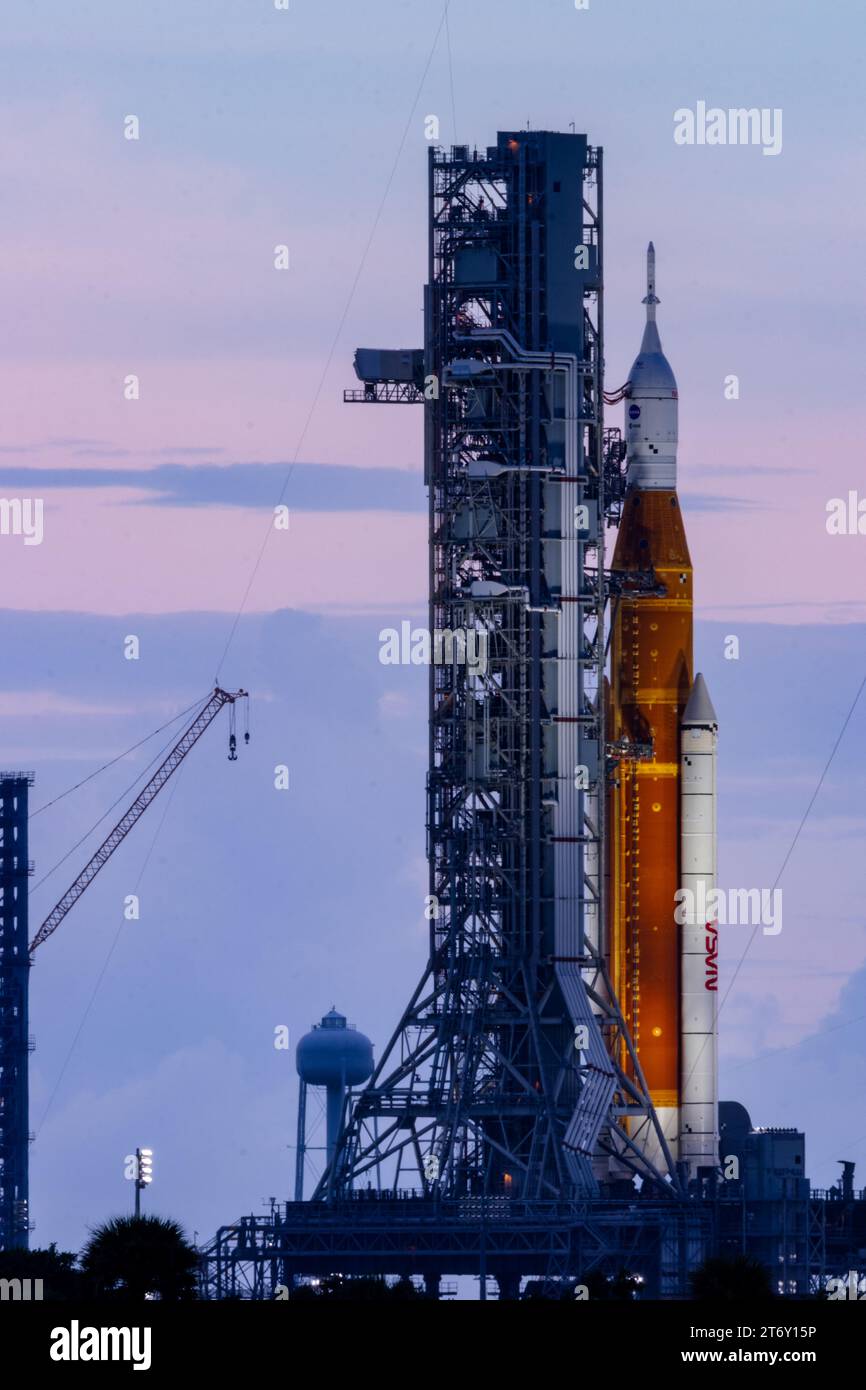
[679,673,719,1177]
[625,242,678,491]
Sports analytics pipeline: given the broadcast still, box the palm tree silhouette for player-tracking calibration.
[81,1215,198,1301]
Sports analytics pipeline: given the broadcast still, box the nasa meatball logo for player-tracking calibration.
[628,404,640,420]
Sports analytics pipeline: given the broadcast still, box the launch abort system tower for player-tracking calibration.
[322,132,676,1203]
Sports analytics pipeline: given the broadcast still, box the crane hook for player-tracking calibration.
[228,701,239,760]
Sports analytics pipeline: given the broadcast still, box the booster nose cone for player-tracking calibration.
[625,242,678,491]
[681,672,718,729]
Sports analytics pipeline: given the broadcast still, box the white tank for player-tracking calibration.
[296,1009,374,1165]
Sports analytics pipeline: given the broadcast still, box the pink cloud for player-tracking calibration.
[0,489,427,615]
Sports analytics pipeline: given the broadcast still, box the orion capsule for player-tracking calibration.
[625,242,678,491]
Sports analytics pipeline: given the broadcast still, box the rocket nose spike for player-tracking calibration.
[643,241,659,315]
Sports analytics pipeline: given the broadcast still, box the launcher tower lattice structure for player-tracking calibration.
[321,132,677,1207]
[0,775,32,1250]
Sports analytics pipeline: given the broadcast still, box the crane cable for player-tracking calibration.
[29,691,213,900]
[212,0,457,679]
[30,691,210,819]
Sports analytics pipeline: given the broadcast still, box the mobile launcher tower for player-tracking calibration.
[331,131,693,1203]
[202,131,714,1298]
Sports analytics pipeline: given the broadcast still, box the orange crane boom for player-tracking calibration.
[29,687,248,956]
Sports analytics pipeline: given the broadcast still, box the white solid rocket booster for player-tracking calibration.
[679,672,719,1177]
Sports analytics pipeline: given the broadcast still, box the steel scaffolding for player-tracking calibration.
[0,774,33,1250]
[198,1195,708,1300]
[318,134,676,1215]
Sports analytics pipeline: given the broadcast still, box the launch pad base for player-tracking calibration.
[199,1196,710,1300]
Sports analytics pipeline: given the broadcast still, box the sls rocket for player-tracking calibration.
[608,244,718,1179]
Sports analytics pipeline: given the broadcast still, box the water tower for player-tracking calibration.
[294,1008,374,1200]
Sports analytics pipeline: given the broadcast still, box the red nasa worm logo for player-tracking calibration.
[705,921,718,992]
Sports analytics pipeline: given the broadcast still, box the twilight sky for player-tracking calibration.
[2,0,865,1251]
